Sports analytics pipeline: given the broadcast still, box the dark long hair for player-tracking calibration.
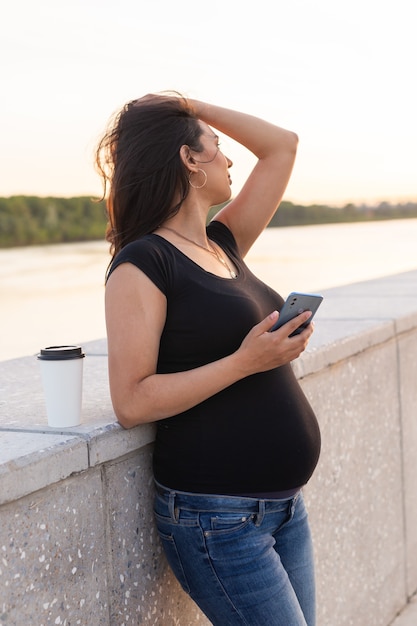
[95,93,205,262]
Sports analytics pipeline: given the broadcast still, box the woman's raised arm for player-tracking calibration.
[189,99,298,256]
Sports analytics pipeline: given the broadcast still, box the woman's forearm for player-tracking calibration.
[113,350,247,428]
[188,99,298,159]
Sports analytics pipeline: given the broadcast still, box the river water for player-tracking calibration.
[1,219,417,362]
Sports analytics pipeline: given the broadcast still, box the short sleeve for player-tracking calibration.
[106,236,172,295]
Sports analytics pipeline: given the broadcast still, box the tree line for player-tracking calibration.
[269,200,417,227]
[1,195,417,248]
[210,199,417,227]
[0,196,107,247]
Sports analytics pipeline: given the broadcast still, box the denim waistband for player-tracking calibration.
[154,480,301,514]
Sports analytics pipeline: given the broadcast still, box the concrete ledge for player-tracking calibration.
[1,269,417,625]
[0,431,88,506]
[293,318,395,378]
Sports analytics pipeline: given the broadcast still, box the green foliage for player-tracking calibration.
[270,200,417,227]
[1,196,417,248]
[0,196,107,248]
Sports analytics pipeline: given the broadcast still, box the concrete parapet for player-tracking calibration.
[1,269,417,625]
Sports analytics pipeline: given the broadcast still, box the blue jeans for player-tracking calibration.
[154,483,316,625]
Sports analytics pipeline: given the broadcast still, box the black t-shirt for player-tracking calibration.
[108,221,321,494]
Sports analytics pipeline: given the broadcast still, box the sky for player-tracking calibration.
[1,0,416,206]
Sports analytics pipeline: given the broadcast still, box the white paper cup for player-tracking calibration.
[37,346,85,428]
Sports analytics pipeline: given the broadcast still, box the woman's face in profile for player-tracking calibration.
[193,123,233,199]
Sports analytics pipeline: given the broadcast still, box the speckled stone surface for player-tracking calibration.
[301,339,407,626]
[391,594,417,626]
[0,468,109,625]
[397,330,417,597]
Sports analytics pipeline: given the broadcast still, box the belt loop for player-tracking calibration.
[168,491,179,523]
[292,490,300,509]
[255,500,265,527]
[292,489,300,509]
[289,492,299,519]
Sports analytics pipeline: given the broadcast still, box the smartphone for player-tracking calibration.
[270,292,323,336]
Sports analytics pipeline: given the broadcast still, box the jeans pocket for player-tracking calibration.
[154,513,191,594]
[208,512,254,535]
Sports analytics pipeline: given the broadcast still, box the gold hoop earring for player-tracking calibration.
[188,168,207,189]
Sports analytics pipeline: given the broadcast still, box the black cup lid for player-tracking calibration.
[38,346,85,360]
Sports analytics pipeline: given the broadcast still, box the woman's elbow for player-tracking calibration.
[116,412,138,429]
[287,130,299,154]
[111,399,150,429]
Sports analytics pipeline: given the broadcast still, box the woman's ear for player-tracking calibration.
[179,145,197,170]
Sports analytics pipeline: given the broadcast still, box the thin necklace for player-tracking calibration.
[159,226,237,279]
